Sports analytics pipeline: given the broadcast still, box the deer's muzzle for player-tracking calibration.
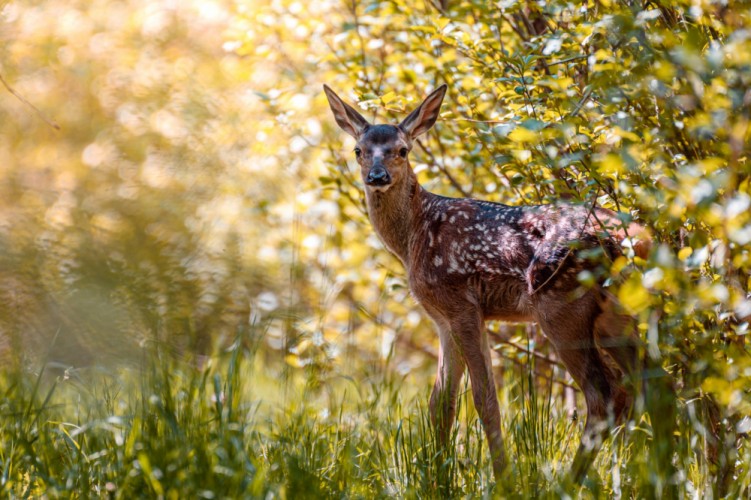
[366,166,391,187]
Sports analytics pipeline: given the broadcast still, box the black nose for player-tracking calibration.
[366,168,391,186]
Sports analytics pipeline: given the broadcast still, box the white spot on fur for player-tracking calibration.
[433,255,443,267]
[448,253,466,274]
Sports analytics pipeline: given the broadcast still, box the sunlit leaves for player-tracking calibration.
[227,1,751,450]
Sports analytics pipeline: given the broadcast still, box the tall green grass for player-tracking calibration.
[1,328,748,498]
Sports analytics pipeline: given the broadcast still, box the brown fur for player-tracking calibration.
[324,84,649,482]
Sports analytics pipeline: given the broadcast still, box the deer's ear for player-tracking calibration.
[323,85,370,139]
[399,84,447,139]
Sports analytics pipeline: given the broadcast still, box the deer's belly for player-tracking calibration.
[478,276,534,322]
[408,267,534,323]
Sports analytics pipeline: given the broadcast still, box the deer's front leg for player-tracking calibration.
[429,320,466,445]
[448,309,507,479]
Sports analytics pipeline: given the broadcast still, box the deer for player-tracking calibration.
[323,83,653,483]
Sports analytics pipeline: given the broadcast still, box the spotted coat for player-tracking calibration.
[404,192,635,322]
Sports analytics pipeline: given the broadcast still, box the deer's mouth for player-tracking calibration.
[366,177,392,189]
[367,184,392,193]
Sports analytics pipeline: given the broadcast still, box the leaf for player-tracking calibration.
[678,247,693,261]
[380,92,397,105]
[520,119,546,132]
[285,354,304,368]
[508,126,538,143]
[618,276,651,314]
[597,154,625,176]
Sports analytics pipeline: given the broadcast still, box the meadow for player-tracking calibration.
[2,322,747,498]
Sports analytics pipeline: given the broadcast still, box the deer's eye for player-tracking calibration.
[354,147,361,157]
[399,147,408,158]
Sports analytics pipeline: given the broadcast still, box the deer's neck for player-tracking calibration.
[365,172,423,265]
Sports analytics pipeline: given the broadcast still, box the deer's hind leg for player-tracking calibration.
[595,293,680,489]
[535,292,629,483]
[594,292,639,378]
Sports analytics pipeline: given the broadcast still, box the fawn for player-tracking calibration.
[323,84,652,482]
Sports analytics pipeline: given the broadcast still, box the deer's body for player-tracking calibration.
[373,183,639,304]
[325,84,649,482]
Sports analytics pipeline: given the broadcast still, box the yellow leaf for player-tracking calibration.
[618,276,650,314]
[614,127,640,142]
[598,154,624,175]
[678,247,693,261]
[381,92,396,105]
[611,256,628,275]
[508,126,538,143]
[285,354,304,368]
[436,17,451,30]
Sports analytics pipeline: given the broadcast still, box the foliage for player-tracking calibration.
[231,0,751,488]
[1,0,750,497]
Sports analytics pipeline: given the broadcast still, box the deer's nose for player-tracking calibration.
[366,167,391,186]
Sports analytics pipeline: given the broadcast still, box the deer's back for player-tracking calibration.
[407,194,638,320]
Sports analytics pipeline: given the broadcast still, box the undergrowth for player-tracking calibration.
[0,330,748,499]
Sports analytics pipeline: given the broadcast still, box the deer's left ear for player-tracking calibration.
[399,84,447,139]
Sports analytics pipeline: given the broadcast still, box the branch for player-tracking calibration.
[395,329,578,392]
[0,72,60,130]
[570,87,593,118]
[486,328,563,368]
[547,55,589,67]
[494,349,580,391]
[415,137,470,197]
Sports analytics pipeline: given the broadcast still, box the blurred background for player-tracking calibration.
[1,1,750,490]
[0,0,395,372]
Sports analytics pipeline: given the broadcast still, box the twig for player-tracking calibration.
[450,117,505,124]
[570,87,593,118]
[415,137,470,197]
[487,328,563,368]
[502,14,528,41]
[425,0,447,14]
[547,55,589,67]
[0,72,60,130]
[493,348,580,391]
[349,0,371,89]
[397,333,578,391]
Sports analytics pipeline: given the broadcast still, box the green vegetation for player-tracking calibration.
[0,333,732,498]
[1,0,750,497]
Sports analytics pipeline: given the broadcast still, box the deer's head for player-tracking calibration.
[323,84,447,192]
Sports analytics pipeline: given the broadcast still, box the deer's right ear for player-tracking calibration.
[323,85,370,139]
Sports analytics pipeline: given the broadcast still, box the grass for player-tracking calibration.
[1,326,748,498]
